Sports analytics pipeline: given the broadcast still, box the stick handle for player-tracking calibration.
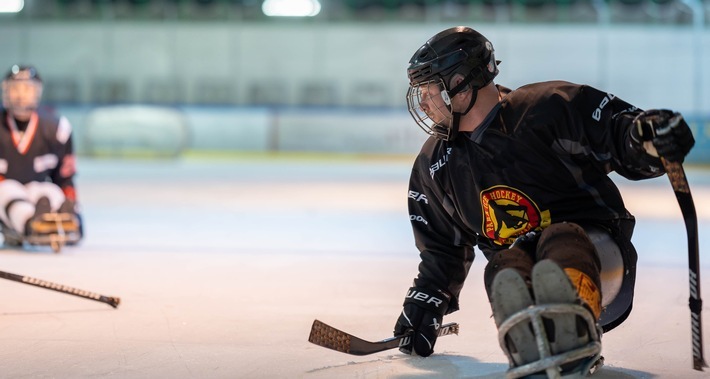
[663,158,691,194]
[0,270,120,308]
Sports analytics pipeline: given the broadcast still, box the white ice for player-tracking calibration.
[0,157,709,379]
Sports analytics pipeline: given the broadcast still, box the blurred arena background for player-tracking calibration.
[0,0,708,161]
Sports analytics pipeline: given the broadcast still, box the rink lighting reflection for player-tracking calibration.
[262,0,321,17]
[0,0,23,13]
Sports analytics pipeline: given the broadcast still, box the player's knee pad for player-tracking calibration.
[536,222,601,286]
[0,179,31,208]
[483,247,535,301]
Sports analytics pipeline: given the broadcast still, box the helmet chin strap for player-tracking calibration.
[446,112,461,141]
[446,80,479,141]
[443,67,486,141]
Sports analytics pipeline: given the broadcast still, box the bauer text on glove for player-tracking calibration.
[393,286,451,357]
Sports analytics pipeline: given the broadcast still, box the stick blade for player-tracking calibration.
[308,319,355,354]
[308,319,402,355]
[106,296,121,308]
[308,319,460,356]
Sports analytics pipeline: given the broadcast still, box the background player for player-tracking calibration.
[393,26,695,377]
[0,64,82,248]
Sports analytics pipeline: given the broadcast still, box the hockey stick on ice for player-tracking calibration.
[308,319,459,356]
[661,158,707,371]
[0,270,120,309]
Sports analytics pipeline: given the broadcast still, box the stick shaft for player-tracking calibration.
[662,159,707,370]
[0,270,120,308]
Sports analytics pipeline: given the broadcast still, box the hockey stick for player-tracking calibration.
[308,319,459,356]
[661,158,707,371]
[0,270,120,309]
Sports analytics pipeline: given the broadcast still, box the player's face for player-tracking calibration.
[406,79,453,135]
[2,79,42,121]
[416,82,452,126]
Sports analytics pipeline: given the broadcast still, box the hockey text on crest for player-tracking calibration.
[480,185,551,245]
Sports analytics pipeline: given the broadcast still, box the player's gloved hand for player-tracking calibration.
[509,230,540,253]
[394,286,450,357]
[630,109,695,163]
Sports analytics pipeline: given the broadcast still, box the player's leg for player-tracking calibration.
[25,181,66,212]
[24,182,80,237]
[487,224,605,378]
[484,242,536,298]
[0,180,35,242]
[532,223,604,376]
[485,245,538,367]
[535,222,602,324]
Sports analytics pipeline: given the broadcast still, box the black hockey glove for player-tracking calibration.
[509,230,541,253]
[630,109,695,163]
[394,286,451,357]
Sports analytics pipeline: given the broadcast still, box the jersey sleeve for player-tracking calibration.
[50,116,78,201]
[561,84,664,180]
[408,153,476,315]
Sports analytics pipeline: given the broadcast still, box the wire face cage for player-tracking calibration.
[406,78,453,140]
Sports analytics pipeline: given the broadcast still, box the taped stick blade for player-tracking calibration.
[308,319,354,354]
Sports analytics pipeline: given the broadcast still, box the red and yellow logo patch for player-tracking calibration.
[480,185,550,245]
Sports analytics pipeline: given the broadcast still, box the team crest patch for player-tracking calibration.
[480,185,551,245]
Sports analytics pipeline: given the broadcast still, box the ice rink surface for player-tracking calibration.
[1,155,709,379]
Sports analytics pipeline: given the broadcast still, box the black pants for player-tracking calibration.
[483,222,602,300]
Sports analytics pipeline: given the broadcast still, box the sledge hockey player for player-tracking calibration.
[393,26,695,377]
[0,65,82,251]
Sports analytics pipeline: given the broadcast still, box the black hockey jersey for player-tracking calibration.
[0,109,77,201]
[408,81,664,330]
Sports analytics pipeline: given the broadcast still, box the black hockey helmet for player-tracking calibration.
[2,64,43,118]
[4,64,42,82]
[406,27,500,141]
[407,26,498,90]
